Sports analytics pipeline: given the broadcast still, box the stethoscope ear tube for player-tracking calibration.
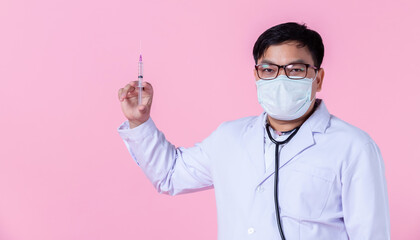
[265,123,300,240]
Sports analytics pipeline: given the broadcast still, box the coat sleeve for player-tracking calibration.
[117,118,216,195]
[341,141,391,239]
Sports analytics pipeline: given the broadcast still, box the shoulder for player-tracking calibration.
[218,114,261,131]
[208,114,262,139]
[221,115,260,127]
[200,114,262,150]
[325,114,378,152]
[312,100,377,148]
[319,115,384,178]
[330,115,371,138]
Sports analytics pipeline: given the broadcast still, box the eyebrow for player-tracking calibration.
[259,59,308,65]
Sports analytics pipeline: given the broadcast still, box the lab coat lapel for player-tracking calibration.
[261,123,315,181]
[244,100,330,185]
[279,123,315,168]
[261,99,330,181]
[242,113,266,177]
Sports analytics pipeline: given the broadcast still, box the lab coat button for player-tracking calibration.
[247,227,255,234]
[257,186,264,192]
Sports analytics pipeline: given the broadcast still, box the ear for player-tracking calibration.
[253,68,259,81]
[315,68,325,92]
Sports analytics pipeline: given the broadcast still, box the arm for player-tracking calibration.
[118,117,214,195]
[342,142,390,239]
[118,81,214,195]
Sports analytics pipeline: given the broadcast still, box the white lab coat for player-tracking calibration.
[118,100,390,240]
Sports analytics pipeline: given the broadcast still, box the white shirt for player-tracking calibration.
[263,116,296,172]
[118,99,390,240]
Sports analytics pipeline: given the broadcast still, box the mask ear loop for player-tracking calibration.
[307,70,318,103]
[313,70,319,82]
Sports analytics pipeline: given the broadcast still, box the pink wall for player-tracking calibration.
[1,0,419,239]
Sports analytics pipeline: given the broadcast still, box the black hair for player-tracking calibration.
[253,22,324,68]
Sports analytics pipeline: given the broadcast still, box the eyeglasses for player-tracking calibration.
[255,63,318,80]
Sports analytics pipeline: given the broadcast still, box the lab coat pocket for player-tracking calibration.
[278,162,335,219]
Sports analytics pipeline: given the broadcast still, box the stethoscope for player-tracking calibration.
[265,122,301,240]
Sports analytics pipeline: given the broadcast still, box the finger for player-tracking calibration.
[139,82,153,106]
[141,82,154,94]
[118,88,123,101]
[121,83,136,100]
[126,87,139,98]
[140,91,153,107]
[127,81,142,98]
[127,80,145,98]
[138,105,147,112]
[129,81,139,87]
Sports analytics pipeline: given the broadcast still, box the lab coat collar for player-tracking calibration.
[243,99,331,183]
[306,99,330,134]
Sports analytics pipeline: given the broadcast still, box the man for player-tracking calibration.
[117,22,390,239]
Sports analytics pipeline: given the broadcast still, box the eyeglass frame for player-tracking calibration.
[255,62,319,80]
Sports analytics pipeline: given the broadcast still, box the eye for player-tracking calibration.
[289,67,305,72]
[262,68,275,73]
[259,64,277,72]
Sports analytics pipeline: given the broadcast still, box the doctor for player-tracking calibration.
[117,22,390,239]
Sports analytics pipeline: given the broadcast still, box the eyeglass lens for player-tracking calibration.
[257,63,308,80]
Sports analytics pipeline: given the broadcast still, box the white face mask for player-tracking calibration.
[255,75,316,121]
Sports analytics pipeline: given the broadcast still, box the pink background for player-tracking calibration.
[1,0,419,239]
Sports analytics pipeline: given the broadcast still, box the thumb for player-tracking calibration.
[138,104,148,113]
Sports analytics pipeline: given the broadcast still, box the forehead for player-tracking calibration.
[259,41,314,65]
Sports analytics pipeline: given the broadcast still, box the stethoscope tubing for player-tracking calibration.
[265,123,300,240]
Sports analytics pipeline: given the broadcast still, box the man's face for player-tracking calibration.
[254,41,324,100]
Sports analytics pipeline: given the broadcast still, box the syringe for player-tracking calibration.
[138,54,143,106]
